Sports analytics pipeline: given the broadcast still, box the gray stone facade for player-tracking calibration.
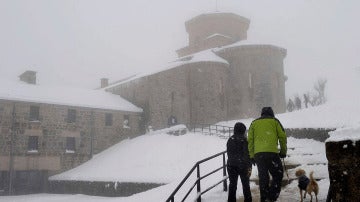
[218,45,287,118]
[106,61,229,129]
[105,12,287,129]
[0,99,141,194]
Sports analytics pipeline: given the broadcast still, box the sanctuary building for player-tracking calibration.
[103,12,287,130]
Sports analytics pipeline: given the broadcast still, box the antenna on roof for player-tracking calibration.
[215,0,218,12]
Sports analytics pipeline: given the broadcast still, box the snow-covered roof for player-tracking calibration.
[214,39,287,56]
[104,49,228,90]
[326,124,360,143]
[0,79,142,112]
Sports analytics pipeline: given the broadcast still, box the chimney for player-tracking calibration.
[19,70,37,84]
[101,78,109,88]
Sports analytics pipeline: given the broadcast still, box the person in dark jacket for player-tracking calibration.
[248,107,287,202]
[227,122,252,202]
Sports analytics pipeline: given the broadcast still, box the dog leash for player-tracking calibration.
[282,158,290,184]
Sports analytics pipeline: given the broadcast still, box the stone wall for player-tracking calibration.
[108,62,229,130]
[188,62,229,125]
[286,128,333,142]
[147,65,191,129]
[326,139,360,201]
[48,180,164,197]
[0,99,141,194]
[108,65,191,130]
[217,45,287,119]
[0,170,49,195]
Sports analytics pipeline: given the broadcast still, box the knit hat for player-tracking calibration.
[261,107,274,117]
[234,122,246,135]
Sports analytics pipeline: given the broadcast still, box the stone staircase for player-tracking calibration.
[244,143,328,201]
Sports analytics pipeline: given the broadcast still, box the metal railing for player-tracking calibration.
[166,151,228,202]
[187,123,233,139]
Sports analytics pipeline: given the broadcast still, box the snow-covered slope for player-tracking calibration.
[50,130,226,183]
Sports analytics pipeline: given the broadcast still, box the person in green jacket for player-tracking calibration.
[248,107,287,202]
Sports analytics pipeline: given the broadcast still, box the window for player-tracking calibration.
[219,78,223,93]
[248,72,253,88]
[67,109,76,123]
[66,137,75,152]
[123,115,130,128]
[171,92,175,103]
[28,136,38,151]
[29,106,40,121]
[105,113,113,126]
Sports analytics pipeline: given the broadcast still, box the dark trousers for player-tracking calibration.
[254,152,283,202]
[227,165,252,202]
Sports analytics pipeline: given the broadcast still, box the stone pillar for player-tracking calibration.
[101,78,109,88]
[325,139,360,201]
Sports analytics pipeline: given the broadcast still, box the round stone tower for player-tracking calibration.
[216,45,287,118]
[177,12,250,57]
[178,12,287,119]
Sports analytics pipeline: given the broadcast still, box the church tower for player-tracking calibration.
[176,13,250,57]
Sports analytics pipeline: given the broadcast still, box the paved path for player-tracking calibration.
[237,187,298,201]
[237,188,325,202]
[236,140,329,202]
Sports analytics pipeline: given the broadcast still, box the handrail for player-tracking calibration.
[187,123,233,139]
[166,151,228,202]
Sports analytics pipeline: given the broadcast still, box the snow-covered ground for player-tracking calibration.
[0,132,332,202]
[1,61,359,202]
[1,123,358,201]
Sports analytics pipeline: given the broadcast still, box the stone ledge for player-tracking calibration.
[286,128,334,142]
[48,180,164,197]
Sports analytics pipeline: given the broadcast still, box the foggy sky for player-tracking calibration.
[1,0,359,97]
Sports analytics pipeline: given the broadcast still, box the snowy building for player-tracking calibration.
[325,125,360,201]
[104,12,287,129]
[0,71,142,194]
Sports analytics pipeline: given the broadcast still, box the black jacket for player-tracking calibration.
[226,135,251,169]
[298,175,310,190]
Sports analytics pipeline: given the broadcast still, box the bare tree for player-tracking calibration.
[313,78,327,105]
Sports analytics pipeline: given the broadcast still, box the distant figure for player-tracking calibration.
[146,125,153,133]
[287,98,295,112]
[295,96,302,110]
[303,94,310,108]
[226,122,252,202]
[167,115,177,127]
[248,107,287,202]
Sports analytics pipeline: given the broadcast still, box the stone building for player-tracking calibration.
[104,12,287,129]
[325,127,360,201]
[0,71,142,194]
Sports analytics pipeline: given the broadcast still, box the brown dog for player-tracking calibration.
[295,169,319,202]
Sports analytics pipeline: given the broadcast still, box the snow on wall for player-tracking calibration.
[326,123,360,143]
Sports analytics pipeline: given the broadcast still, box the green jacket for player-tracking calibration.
[247,116,287,158]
